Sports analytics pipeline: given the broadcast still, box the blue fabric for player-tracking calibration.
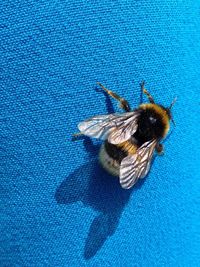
[1,0,200,266]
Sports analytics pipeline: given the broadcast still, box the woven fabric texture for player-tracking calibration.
[1,0,200,266]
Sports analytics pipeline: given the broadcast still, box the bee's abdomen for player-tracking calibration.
[99,140,137,177]
[105,141,128,162]
[99,144,120,176]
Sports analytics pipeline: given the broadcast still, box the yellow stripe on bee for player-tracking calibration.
[117,140,137,155]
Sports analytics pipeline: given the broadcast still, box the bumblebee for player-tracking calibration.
[77,82,176,189]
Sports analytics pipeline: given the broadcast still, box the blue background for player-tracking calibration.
[1,0,200,266]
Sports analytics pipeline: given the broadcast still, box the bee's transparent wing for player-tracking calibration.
[120,139,157,189]
[78,111,140,144]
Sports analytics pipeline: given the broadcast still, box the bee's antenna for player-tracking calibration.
[171,116,176,126]
[169,97,177,126]
[169,97,177,110]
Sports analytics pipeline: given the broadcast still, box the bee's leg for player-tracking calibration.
[97,82,131,112]
[141,81,155,104]
[72,132,84,141]
[72,132,83,137]
[156,143,164,155]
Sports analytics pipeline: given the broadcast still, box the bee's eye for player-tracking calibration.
[149,116,157,124]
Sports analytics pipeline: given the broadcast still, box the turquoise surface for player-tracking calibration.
[1,0,200,266]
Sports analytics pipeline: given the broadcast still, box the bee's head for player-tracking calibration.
[142,85,177,125]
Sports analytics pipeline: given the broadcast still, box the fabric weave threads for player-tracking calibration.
[1,0,200,266]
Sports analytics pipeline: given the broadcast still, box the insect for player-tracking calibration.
[76,82,176,189]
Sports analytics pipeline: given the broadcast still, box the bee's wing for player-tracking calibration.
[78,111,140,144]
[120,139,157,189]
